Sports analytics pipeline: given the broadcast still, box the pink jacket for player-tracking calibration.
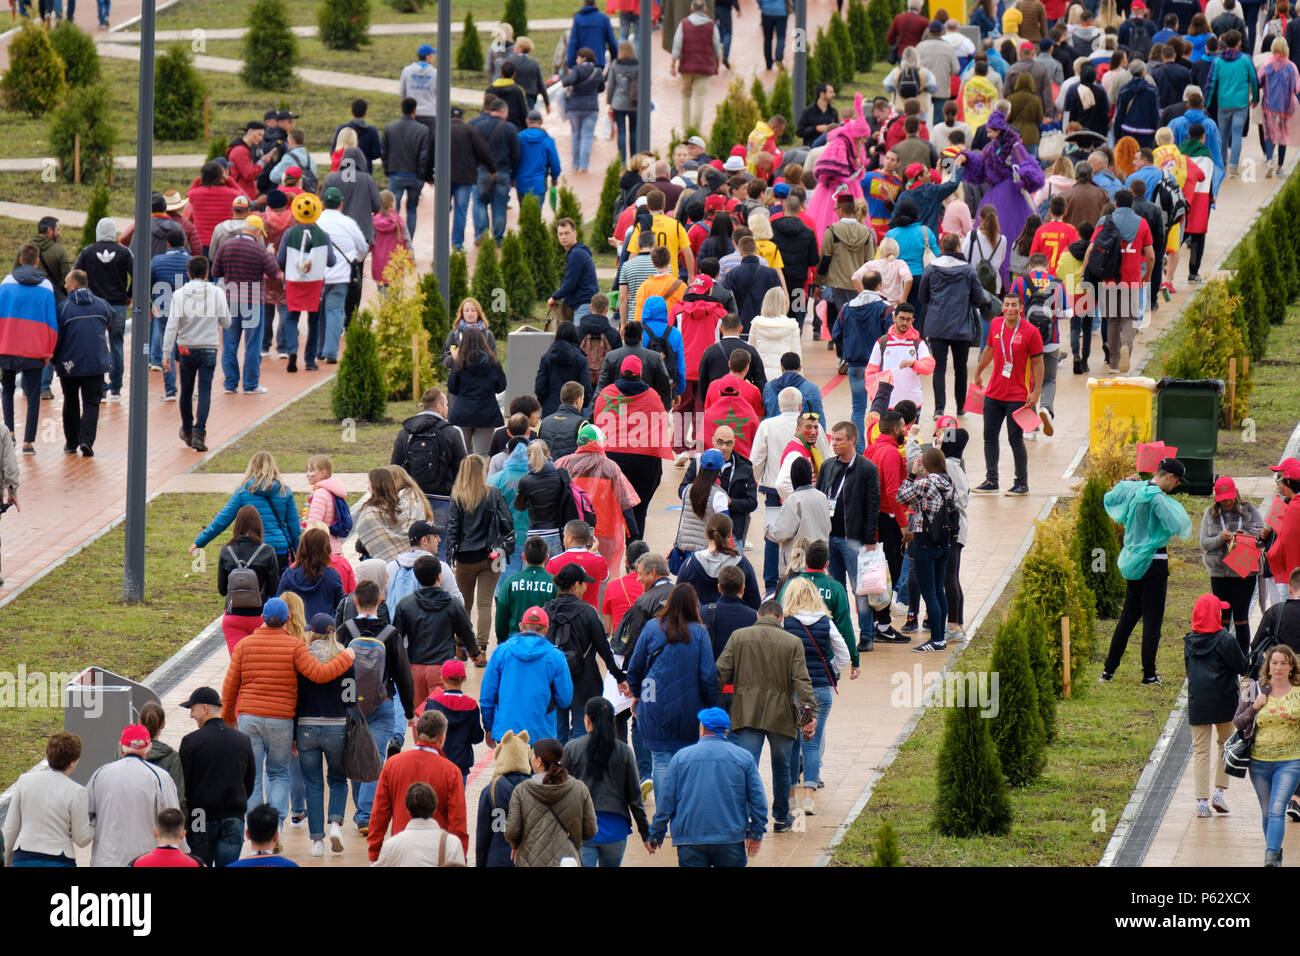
[371,211,410,283]
[305,474,348,555]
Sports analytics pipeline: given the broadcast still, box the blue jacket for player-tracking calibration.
[475,769,529,866]
[1125,165,1164,200]
[447,353,508,428]
[567,5,618,67]
[479,630,573,742]
[277,564,345,621]
[488,441,531,547]
[836,289,891,366]
[785,615,837,689]
[626,619,719,751]
[554,241,600,307]
[763,371,824,420]
[1168,109,1225,192]
[640,296,686,394]
[1209,49,1259,111]
[648,734,767,845]
[1093,168,1125,198]
[515,127,562,197]
[149,247,190,313]
[54,287,112,377]
[196,479,300,554]
[757,0,788,15]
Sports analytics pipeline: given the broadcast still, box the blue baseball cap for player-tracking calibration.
[773,182,791,198]
[701,449,726,470]
[263,597,289,624]
[418,43,435,56]
[698,707,731,733]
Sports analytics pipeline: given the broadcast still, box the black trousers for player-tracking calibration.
[983,396,1028,488]
[1211,574,1256,657]
[873,514,904,626]
[609,452,662,542]
[946,541,964,625]
[1104,558,1169,679]
[1187,233,1207,277]
[59,374,102,450]
[930,338,971,417]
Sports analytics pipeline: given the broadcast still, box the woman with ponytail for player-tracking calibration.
[562,697,651,866]
[504,737,597,866]
[676,512,762,608]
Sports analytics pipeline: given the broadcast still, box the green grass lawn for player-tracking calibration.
[831,504,1204,866]
[0,217,46,277]
[197,376,402,475]
[147,0,595,32]
[1215,305,1300,476]
[0,493,228,792]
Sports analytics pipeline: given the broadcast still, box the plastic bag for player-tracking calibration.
[596,109,612,141]
[857,546,891,609]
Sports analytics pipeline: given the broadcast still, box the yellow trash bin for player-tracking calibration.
[1088,376,1157,447]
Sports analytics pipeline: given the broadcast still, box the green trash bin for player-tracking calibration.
[1155,378,1223,496]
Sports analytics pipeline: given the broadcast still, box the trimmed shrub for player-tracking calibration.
[241,0,299,90]
[556,184,585,246]
[828,10,856,85]
[205,136,228,162]
[592,160,622,250]
[750,77,769,121]
[472,238,509,341]
[1163,280,1251,426]
[1020,509,1095,696]
[769,68,795,145]
[517,192,556,293]
[386,0,422,10]
[80,184,110,251]
[867,0,893,61]
[1017,601,1059,742]
[1252,225,1287,325]
[869,820,902,866]
[154,46,206,141]
[417,271,451,355]
[1,19,67,117]
[500,230,537,322]
[724,75,760,145]
[1073,475,1125,618]
[989,616,1046,787]
[457,11,485,71]
[1265,203,1299,305]
[1230,242,1268,360]
[49,83,116,184]
[708,98,739,159]
[813,27,842,89]
[319,0,371,50]
[848,0,874,72]
[448,248,470,314]
[49,20,99,87]
[933,700,1013,837]
[331,313,387,420]
[371,247,437,400]
[503,0,529,43]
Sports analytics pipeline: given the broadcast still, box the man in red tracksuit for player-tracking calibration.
[226,121,281,201]
[367,710,468,861]
[865,409,909,642]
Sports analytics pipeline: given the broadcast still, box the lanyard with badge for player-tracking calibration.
[827,458,852,520]
[999,322,1018,379]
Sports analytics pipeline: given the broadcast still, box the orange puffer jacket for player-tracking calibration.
[222,625,354,724]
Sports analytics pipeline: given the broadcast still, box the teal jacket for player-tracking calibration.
[1104,479,1193,580]
[1209,50,1259,111]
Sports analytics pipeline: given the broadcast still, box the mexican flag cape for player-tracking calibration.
[282,222,331,311]
[593,384,673,459]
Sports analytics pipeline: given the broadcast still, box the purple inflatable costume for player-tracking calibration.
[959,110,1045,289]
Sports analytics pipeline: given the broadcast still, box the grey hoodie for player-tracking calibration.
[1108,206,1142,243]
[321,146,383,242]
[1200,501,1265,577]
[919,253,983,341]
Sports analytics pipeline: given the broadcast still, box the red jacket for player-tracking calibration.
[865,432,908,530]
[672,282,727,383]
[367,745,469,861]
[1269,496,1300,584]
[226,141,263,200]
[185,182,248,247]
[886,10,930,54]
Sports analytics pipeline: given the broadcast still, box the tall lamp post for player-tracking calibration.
[433,0,451,298]
[123,0,156,603]
[637,0,651,155]
[793,0,807,117]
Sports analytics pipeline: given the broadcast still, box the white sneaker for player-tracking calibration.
[1039,407,1054,437]
[244,386,268,394]
[1118,344,1131,374]
[310,840,324,857]
[1024,429,1038,441]
[329,823,344,852]
[161,394,176,402]
[149,364,163,372]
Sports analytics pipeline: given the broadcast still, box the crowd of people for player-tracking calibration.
[0,0,1296,869]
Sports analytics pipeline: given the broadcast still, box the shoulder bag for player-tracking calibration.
[797,619,839,694]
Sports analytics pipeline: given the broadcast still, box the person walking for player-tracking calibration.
[276,527,344,621]
[1258,38,1300,177]
[562,48,607,173]
[474,729,533,866]
[399,45,438,132]
[505,736,598,866]
[163,255,231,452]
[544,563,627,743]
[1200,476,1265,655]
[0,245,58,455]
[562,697,651,867]
[382,97,433,238]
[447,327,507,457]
[176,686,254,867]
[1264,458,1300,605]
[86,724,180,867]
[1236,644,1300,865]
[534,324,591,417]
[566,0,618,69]
[757,0,790,69]
[52,270,111,457]
[2,732,92,867]
[971,291,1043,496]
[896,447,958,652]
[73,218,132,402]
[647,706,769,865]
[549,218,601,323]
[593,356,673,537]
[919,233,985,418]
[194,453,299,575]
[482,606,575,743]
[446,453,513,648]
[671,0,721,134]
[314,187,369,363]
[515,441,571,557]
[210,217,281,395]
[606,42,640,161]
[372,781,466,866]
[1209,29,1260,175]
[1100,459,1195,685]
[469,98,522,246]
[516,110,563,206]
[216,505,281,654]
[1184,592,1249,820]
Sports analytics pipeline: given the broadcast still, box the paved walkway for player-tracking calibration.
[108,18,579,42]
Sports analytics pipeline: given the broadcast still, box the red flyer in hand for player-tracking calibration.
[1012,405,1041,433]
[1224,536,1261,578]
[964,383,985,415]
[1268,495,1289,530]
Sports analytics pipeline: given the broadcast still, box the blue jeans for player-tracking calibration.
[731,727,794,825]
[1221,107,1248,168]
[799,685,835,786]
[451,182,474,250]
[896,546,912,606]
[222,300,263,391]
[474,170,512,243]
[105,303,126,394]
[568,110,597,169]
[531,529,564,558]
[494,549,523,600]
[187,815,244,867]
[297,724,347,840]
[762,490,782,592]
[760,14,787,67]
[151,314,178,394]
[178,347,217,432]
[828,536,870,638]
[352,698,396,825]
[238,714,295,825]
[320,283,347,360]
[618,10,636,41]
[847,365,868,453]
[630,715,652,781]
[912,540,950,646]
[290,758,305,815]
[613,109,638,161]
[651,745,687,803]
[388,173,424,238]
[96,0,108,24]
[580,838,627,866]
[677,841,748,867]
[557,698,587,745]
[718,18,733,61]
[1249,757,1300,853]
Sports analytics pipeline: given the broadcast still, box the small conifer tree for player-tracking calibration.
[319,0,372,50]
[154,46,206,141]
[0,19,68,117]
[471,238,509,341]
[1073,475,1124,618]
[241,0,299,90]
[503,0,529,41]
[49,19,100,87]
[331,313,387,420]
[500,230,537,322]
[933,701,1013,837]
[456,11,485,71]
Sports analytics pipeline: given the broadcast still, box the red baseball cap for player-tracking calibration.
[621,355,643,376]
[120,724,152,750]
[1213,475,1238,502]
[521,606,548,630]
[1020,40,1034,52]
[441,659,467,680]
[705,193,728,212]
[1132,0,1146,9]
[1271,458,1300,481]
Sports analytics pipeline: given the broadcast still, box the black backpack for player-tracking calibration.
[897,67,921,101]
[1150,174,1188,229]
[1024,278,1056,345]
[1083,216,1124,285]
[923,481,960,546]
[643,324,679,392]
[548,603,593,678]
[1124,19,1153,59]
[403,417,460,496]
[611,585,668,656]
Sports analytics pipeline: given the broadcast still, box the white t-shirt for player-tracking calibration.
[868,330,931,408]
